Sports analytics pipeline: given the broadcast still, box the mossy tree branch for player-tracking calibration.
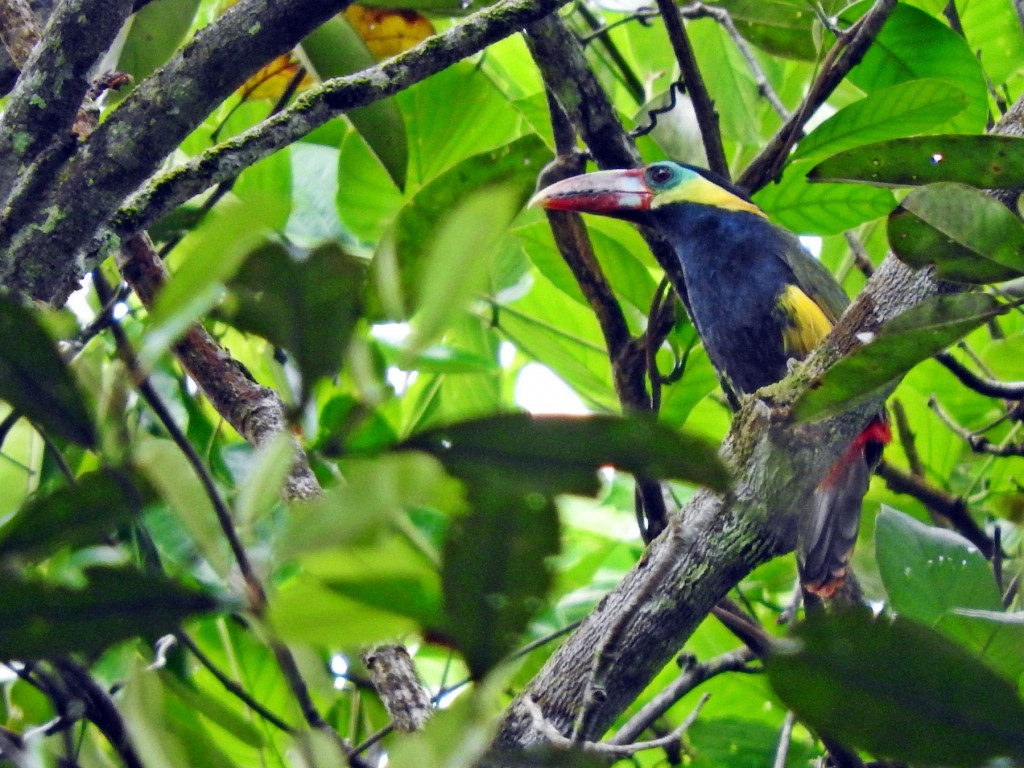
[96,0,575,276]
[0,0,352,303]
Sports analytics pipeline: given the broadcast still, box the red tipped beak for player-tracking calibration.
[529,168,653,215]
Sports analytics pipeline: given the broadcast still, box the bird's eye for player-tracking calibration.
[646,164,677,187]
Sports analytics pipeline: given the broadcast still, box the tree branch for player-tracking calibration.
[609,647,756,745]
[0,0,40,67]
[0,0,352,303]
[362,645,433,732]
[0,0,132,204]
[116,233,321,501]
[737,0,897,193]
[654,0,728,177]
[96,0,574,280]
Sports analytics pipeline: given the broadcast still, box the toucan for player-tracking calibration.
[530,160,890,597]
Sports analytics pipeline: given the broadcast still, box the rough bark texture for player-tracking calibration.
[0,0,351,303]
[363,645,433,733]
[0,0,132,204]
[0,0,41,67]
[106,0,574,250]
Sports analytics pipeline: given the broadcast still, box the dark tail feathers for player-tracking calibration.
[798,417,890,597]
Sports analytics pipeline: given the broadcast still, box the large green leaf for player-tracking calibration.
[887,183,1024,283]
[793,294,1009,422]
[0,298,96,447]
[876,507,1024,685]
[300,16,408,189]
[142,196,286,369]
[440,483,560,679]
[399,62,526,186]
[709,0,817,60]
[497,272,619,412]
[876,506,1000,623]
[767,610,1024,766]
[793,80,969,164]
[754,162,896,235]
[845,3,988,133]
[809,135,1024,188]
[0,567,219,659]
[400,412,729,495]
[280,452,464,559]
[0,468,154,562]
[405,183,525,358]
[374,135,547,323]
[114,0,201,91]
[221,240,366,406]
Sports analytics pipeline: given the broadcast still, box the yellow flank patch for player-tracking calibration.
[777,284,833,358]
[653,175,767,218]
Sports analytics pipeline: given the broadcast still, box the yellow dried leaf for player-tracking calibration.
[240,55,313,101]
[344,4,434,60]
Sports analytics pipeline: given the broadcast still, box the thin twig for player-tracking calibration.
[93,268,268,611]
[682,3,788,119]
[890,399,924,478]
[844,231,875,278]
[52,660,145,768]
[930,396,1024,457]
[610,647,756,745]
[654,0,728,177]
[175,631,294,733]
[528,692,710,757]
[772,710,796,768]
[936,351,1024,400]
[876,460,994,558]
[738,0,897,193]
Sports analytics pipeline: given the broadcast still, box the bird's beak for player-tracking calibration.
[528,168,652,215]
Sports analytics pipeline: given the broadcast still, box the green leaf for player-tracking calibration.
[767,610,1024,766]
[441,486,559,679]
[887,183,1024,283]
[793,80,969,163]
[809,135,1024,188]
[709,0,818,61]
[846,3,988,133]
[876,506,1000,624]
[0,298,96,446]
[268,575,420,647]
[0,468,154,562]
[374,135,548,322]
[754,162,896,235]
[405,183,524,357]
[336,126,406,245]
[280,453,465,559]
[793,294,1009,422]
[142,196,285,369]
[300,16,408,189]
[161,674,265,749]
[399,62,526,186]
[300,535,443,629]
[221,241,367,406]
[0,567,219,659]
[497,272,618,412]
[387,685,506,768]
[114,0,201,89]
[400,412,730,495]
[134,438,228,576]
[233,433,294,526]
[876,507,1024,685]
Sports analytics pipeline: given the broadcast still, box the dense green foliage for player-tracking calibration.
[1,0,1023,766]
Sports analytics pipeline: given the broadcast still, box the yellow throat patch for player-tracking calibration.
[777,284,834,359]
[652,174,767,218]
